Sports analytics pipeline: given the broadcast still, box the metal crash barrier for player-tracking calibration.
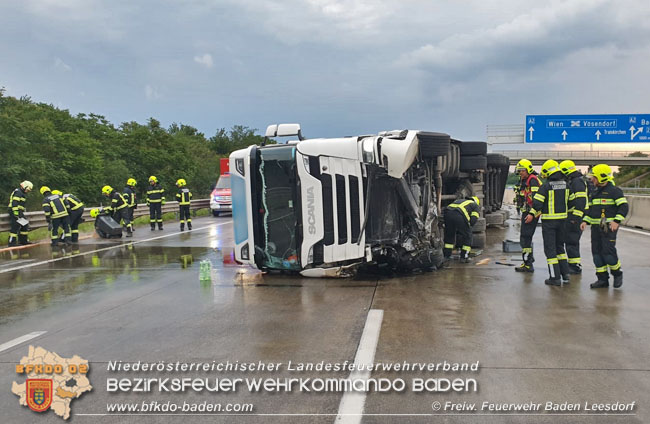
[0,199,211,232]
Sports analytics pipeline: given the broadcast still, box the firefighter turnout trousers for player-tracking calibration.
[179,206,191,230]
[541,220,570,281]
[591,226,621,281]
[9,214,30,246]
[443,209,472,259]
[149,203,163,229]
[51,217,71,246]
[564,218,583,268]
[519,213,539,267]
[68,208,84,242]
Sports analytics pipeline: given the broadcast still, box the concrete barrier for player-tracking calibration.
[623,195,650,231]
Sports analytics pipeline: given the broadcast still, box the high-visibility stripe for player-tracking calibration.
[149,199,163,203]
[591,199,616,205]
[574,192,588,198]
[531,186,539,192]
[522,247,532,253]
[609,261,621,271]
[583,216,599,224]
[533,193,546,202]
[572,210,584,217]
[461,245,471,252]
[547,257,559,264]
[444,243,454,249]
[568,258,581,264]
[614,214,625,221]
[557,253,568,260]
[615,198,627,206]
[596,266,608,273]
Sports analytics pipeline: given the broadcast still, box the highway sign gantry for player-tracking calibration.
[525,114,650,143]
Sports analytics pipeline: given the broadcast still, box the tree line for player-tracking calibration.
[1,89,264,211]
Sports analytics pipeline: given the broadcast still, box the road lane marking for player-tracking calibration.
[0,331,47,353]
[0,221,232,274]
[620,226,650,236]
[335,309,384,424]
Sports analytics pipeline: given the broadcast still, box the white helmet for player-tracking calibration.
[20,180,34,192]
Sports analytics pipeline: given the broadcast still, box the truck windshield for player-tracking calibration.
[255,146,300,270]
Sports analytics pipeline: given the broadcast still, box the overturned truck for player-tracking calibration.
[230,124,509,277]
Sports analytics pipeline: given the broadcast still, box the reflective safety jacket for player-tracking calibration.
[519,173,541,212]
[8,188,27,217]
[105,191,128,213]
[42,193,69,220]
[176,188,192,206]
[566,171,588,219]
[530,173,569,220]
[123,186,136,207]
[146,183,165,203]
[447,198,480,226]
[62,193,84,211]
[583,182,628,225]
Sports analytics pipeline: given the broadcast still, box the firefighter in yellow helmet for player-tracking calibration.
[59,191,85,243]
[7,181,34,246]
[559,160,588,273]
[514,159,541,273]
[124,178,137,230]
[102,185,133,237]
[580,164,628,289]
[146,176,165,230]
[40,186,71,246]
[527,160,570,286]
[175,178,193,231]
[443,196,481,263]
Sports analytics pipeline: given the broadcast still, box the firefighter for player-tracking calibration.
[54,190,85,243]
[40,186,71,246]
[146,176,165,230]
[527,160,570,286]
[514,159,541,272]
[580,164,628,289]
[7,181,33,246]
[443,196,480,263]
[559,160,588,274]
[102,185,133,237]
[124,178,137,228]
[175,178,193,231]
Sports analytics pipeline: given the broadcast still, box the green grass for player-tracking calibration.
[1,208,212,245]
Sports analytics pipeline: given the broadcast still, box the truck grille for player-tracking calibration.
[336,175,348,244]
[321,174,335,246]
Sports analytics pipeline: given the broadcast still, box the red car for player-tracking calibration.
[210,173,232,216]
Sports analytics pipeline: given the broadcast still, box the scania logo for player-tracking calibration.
[306,186,316,235]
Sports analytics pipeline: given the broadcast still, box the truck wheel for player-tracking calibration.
[460,155,487,171]
[471,231,486,249]
[418,132,451,158]
[487,153,509,167]
[472,218,486,233]
[212,210,220,217]
[460,141,487,156]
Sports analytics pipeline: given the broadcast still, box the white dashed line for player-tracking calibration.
[0,331,47,353]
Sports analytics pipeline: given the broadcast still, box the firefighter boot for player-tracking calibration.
[613,271,623,288]
[545,263,562,286]
[8,235,18,247]
[590,273,609,289]
[568,263,582,274]
[515,252,534,273]
[559,259,570,285]
[18,234,32,245]
[187,221,192,230]
[180,222,185,231]
[460,249,471,264]
[151,223,156,231]
[126,226,133,238]
[158,222,163,230]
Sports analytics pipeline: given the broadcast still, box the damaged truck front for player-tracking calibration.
[230,124,453,277]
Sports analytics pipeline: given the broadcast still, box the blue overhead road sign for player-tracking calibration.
[525,114,650,143]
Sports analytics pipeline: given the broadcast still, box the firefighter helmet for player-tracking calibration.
[127,178,137,187]
[40,186,51,195]
[472,196,480,206]
[515,159,534,174]
[51,190,63,196]
[20,181,33,192]
[90,208,100,218]
[102,185,113,196]
[149,176,157,183]
[589,163,613,184]
[541,160,560,178]
[559,160,577,175]
[176,178,186,187]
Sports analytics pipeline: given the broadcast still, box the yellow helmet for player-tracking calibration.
[51,189,63,196]
[149,176,158,183]
[559,160,577,175]
[127,178,137,187]
[515,159,534,174]
[589,163,613,184]
[472,196,480,206]
[90,208,100,218]
[541,160,560,178]
[40,186,51,195]
[102,185,113,195]
[176,178,186,187]
[20,181,34,192]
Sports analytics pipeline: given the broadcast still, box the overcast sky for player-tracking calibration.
[2,0,650,142]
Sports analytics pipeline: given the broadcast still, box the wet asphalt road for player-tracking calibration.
[1,212,649,423]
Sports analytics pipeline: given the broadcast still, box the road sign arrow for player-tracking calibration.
[528,126,534,141]
[595,130,601,141]
[562,130,568,141]
[630,126,643,140]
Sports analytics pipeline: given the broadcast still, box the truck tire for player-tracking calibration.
[213,210,220,217]
[471,231,486,249]
[418,132,451,158]
[487,153,509,167]
[460,155,487,171]
[460,141,487,156]
[472,217,486,233]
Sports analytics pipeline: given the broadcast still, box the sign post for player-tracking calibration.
[525,114,650,143]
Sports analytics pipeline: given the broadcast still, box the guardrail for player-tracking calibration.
[622,187,650,195]
[0,198,211,233]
